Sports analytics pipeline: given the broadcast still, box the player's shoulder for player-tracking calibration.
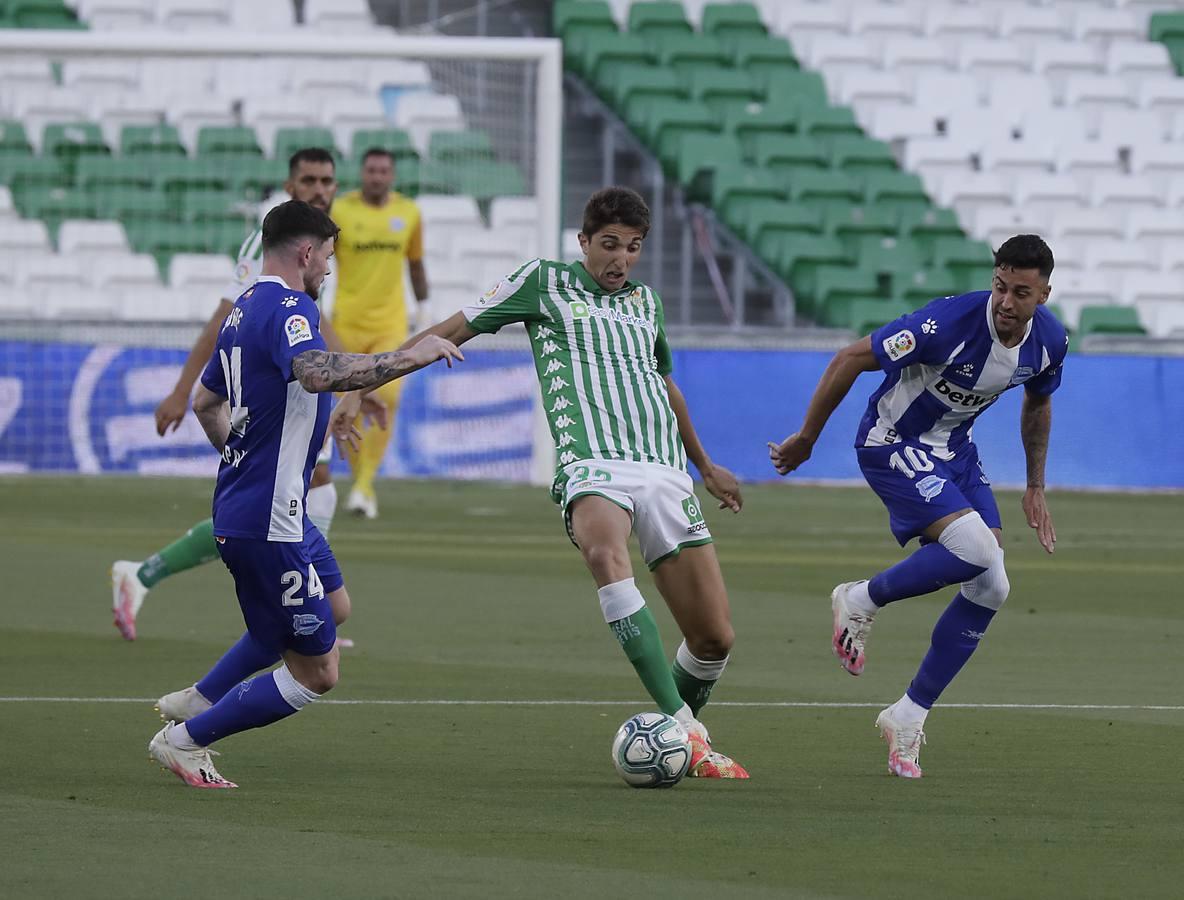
[1032,304,1069,360]
[330,191,363,216]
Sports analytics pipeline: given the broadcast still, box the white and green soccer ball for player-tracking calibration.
[611,712,691,789]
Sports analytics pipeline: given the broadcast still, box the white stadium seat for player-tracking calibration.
[881,38,954,81]
[156,0,230,30]
[911,74,981,120]
[774,4,848,50]
[1090,174,1162,212]
[9,89,87,149]
[835,71,910,108]
[368,60,433,93]
[806,35,880,77]
[1095,108,1169,147]
[214,61,293,103]
[1049,208,1124,244]
[1033,43,1104,93]
[327,99,390,155]
[958,40,1029,79]
[1160,242,1184,272]
[230,0,296,30]
[61,59,140,93]
[978,138,1055,177]
[0,219,51,253]
[1019,107,1089,145]
[1143,301,1184,339]
[1130,143,1184,193]
[1012,174,1088,217]
[1124,208,1184,254]
[416,194,482,230]
[849,4,922,40]
[292,64,370,105]
[972,206,1050,250]
[166,93,236,152]
[490,197,539,231]
[1062,75,1134,126]
[140,59,216,97]
[58,220,129,256]
[1120,271,1183,307]
[986,75,1054,114]
[1051,272,1118,326]
[76,0,157,29]
[938,172,1012,224]
[944,107,1019,144]
[1072,9,1143,45]
[305,0,376,33]
[1085,242,1158,289]
[119,287,190,322]
[1106,42,1174,82]
[241,95,319,153]
[0,186,15,220]
[92,253,162,291]
[394,93,465,153]
[91,94,168,148]
[999,7,1073,49]
[169,253,233,291]
[14,254,89,294]
[1054,141,1123,188]
[0,59,56,94]
[866,106,938,142]
[903,137,974,183]
[1135,77,1184,131]
[924,5,995,41]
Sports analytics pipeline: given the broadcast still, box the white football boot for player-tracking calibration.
[111,560,148,641]
[156,685,213,723]
[148,722,236,789]
[346,488,377,520]
[831,581,876,676]
[875,706,926,778]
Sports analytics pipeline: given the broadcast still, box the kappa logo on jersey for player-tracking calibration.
[915,474,947,502]
[284,314,313,347]
[932,378,993,408]
[292,613,324,636]
[921,318,938,335]
[882,329,916,361]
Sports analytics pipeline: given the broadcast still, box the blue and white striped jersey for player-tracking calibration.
[200,276,331,542]
[856,291,1067,461]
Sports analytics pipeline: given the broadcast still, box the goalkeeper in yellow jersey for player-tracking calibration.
[330,148,430,519]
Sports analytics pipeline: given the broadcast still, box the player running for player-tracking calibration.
[335,187,749,778]
[149,200,461,788]
[331,148,431,519]
[111,148,381,640]
[769,235,1066,778]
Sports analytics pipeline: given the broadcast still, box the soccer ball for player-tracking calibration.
[611,712,691,789]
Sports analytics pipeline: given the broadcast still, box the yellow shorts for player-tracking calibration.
[332,323,406,408]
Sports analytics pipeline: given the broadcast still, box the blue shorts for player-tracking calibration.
[857,441,1002,547]
[215,524,344,656]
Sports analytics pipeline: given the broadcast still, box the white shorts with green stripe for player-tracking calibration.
[559,459,713,570]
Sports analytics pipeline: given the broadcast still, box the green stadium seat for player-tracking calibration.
[403,160,456,196]
[813,266,882,326]
[42,122,110,165]
[828,135,897,174]
[607,64,686,110]
[650,33,730,75]
[1077,306,1146,339]
[0,121,33,154]
[429,130,495,164]
[675,133,744,203]
[763,70,827,109]
[13,185,93,237]
[457,161,527,201]
[932,237,995,292]
[93,187,172,224]
[635,98,718,167]
[846,299,912,335]
[153,158,233,200]
[701,3,766,44]
[76,156,152,190]
[197,126,262,158]
[553,0,616,41]
[895,267,961,304]
[711,166,786,225]
[689,67,761,113]
[9,0,84,28]
[720,101,798,154]
[784,169,862,205]
[742,201,823,257]
[864,171,930,215]
[351,128,417,161]
[822,203,898,248]
[752,134,828,173]
[735,36,800,84]
[120,124,185,157]
[229,156,288,195]
[628,1,692,40]
[898,207,964,253]
[578,33,657,84]
[180,189,253,224]
[797,106,862,140]
[0,154,67,189]
[855,235,928,294]
[1150,12,1184,75]
[274,127,338,161]
[776,235,850,312]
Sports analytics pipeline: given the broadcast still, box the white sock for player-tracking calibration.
[892,693,930,728]
[166,722,200,750]
[674,641,728,680]
[273,665,321,710]
[847,580,878,616]
[307,483,338,537]
[596,578,646,623]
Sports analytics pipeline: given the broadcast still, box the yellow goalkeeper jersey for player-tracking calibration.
[330,190,424,334]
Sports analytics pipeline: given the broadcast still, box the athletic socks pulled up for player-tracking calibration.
[195,631,281,704]
[137,518,219,589]
[599,579,686,717]
[182,666,320,747]
[906,592,997,710]
[671,641,728,716]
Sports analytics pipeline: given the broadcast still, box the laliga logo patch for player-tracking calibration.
[882,329,916,361]
[915,474,947,502]
[235,262,250,281]
[285,314,313,347]
[292,614,324,636]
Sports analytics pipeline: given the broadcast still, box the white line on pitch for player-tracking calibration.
[0,697,1181,711]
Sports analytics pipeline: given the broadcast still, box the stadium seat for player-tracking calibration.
[702,2,765,43]
[1013,174,1089,217]
[776,235,850,311]
[866,106,938,143]
[751,133,827,173]
[229,157,288,196]
[13,254,89,296]
[180,189,253,224]
[823,203,897,248]
[6,0,84,28]
[1077,305,1146,339]
[57,219,129,257]
[76,156,151,191]
[196,126,262,158]
[1106,41,1173,82]
[924,5,994,42]
[771,3,846,47]
[0,59,56,93]
[998,7,1073,49]
[304,0,375,32]
[554,0,616,42]
[42,121,111,168]
[880,38,954,81]
[168,95,237,153]
[607,64,685,110]
[118,287,192,322]
[290,65,370,105]
[932,236,994,292]
[0,121,33,156]
[457,162,527,202]
[1063,75,1136,128]
[155,0,230,30]
[814,266,882,327]
[805,36,880,78]
[629,2,693,41]
[0,186,13,220]
[274,127,338,160]
[393,93,465,153]
[323,99,391,155]
[856,235,927,289]
[763,69,828,109]
[958,40,1029,80]
[575,33,656,82]
[730,35,798,84]
[742,201,823,256]
[429,130,496,164]
[13,186,95,233]
[641,99,718,166]
[676,133,744,202]
[417,194,482,230]
[0,155,68,191]
[1073,8,1143,46]
[895,267,960,305]
[847,299,913,336]
[168,252,233,291]
[899,206,964,254]
[93,187,172,225]
[978,139,1055,177]
[227,0,294,30]
[689,68,761,113]
[1125,208,1184,254]
[348,129,418,166]
[1150,12,1184,75]
[0,218,51,253]
[784,169,861,206]
[829,135,897,174]
[651,34,731,75]
[1089,174,1162,212]
[1135,77,1184,130]
[797,105,861,140]
[1048,208,1123,244]
[850,5,923,41]
[120,124,186,157]
[711,167,785,224]
[834,71,910,110]
[1129,142,1184,192]
[864,171,929,215]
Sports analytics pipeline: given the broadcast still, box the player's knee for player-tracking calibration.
[688,626,733,661]
[582,542,631,581]
[303,662,339,695]
[330,588,351,626]
[938,511,999,569]
[964,552,1009,611]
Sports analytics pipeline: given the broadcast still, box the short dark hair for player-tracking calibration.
[288,147,335,175]
[995,234,1054,279]
[262,200,340,252]
[361,147,395,165]
[581,186,650,239]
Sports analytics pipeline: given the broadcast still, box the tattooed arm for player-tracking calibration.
[291,334,464,393]
[1020,390,1056,554]
[193,383,230,453]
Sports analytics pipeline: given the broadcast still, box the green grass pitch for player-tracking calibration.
[2,476,1182,899]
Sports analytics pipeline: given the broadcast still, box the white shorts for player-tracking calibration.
[559,459,713,570]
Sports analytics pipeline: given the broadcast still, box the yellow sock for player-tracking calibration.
[352,419,392,498]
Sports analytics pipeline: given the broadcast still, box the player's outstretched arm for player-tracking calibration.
[291,334,464,394]
[192,383,230,453]
[1021,390,1056,554]
[397,311,479,353]
[155,299,233,436]
[665,375,742,512]
[769,336,880,475]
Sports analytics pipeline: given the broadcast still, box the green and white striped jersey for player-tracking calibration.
[462,259,687,490]
[222,227,264,303]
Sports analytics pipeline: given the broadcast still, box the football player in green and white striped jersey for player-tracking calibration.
[336,187,749,777]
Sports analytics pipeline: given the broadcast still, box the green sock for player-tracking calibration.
[610,607,685,716]
[671,642,728,716]
[137,518,219,589]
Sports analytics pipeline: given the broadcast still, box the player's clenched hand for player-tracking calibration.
[1022,487,1056,554]
[328,392,364,453]
[406,334,464,369]
[154,390,189,436]
[768,433,814,475]
[703,464,743,513]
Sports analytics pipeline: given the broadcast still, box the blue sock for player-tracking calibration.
[906,593,997,709]
[868,542,987,607]
[184,671,301,746]
[195,632,281,703]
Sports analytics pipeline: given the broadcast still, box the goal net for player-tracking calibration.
[0,29,561,483]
